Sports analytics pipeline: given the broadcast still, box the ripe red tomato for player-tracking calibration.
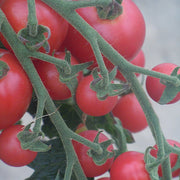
[34,51,82,100]
[0,0,68,54]
[110,151,151,180]
[0,49,32,130]
[62,0,145,69]
[0,125,37,167]
[72,130,114,177]
[112,93,148,133]
[146,63,180,104]
[116,50,145,81]
[150,139,180,178]
[75,74,118,116]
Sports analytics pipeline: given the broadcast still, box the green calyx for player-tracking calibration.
[96,0,123,20]
[0,60,9,79]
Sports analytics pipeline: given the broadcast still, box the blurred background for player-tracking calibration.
[0,0,180,179]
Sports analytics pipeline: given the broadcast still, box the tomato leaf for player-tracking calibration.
[159,67,180,104]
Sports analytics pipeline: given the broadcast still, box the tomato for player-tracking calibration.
[116,50,145,81]
[75,74,118,116]
[61,0,145,69]
[72,130,114,177]
[112,93,148,133]
[0,0,68,54]
[0,125,37,167]
[0,49,32,130]
[110,151,150,180]
[146,63,180,104]
[150,139,180,178]
[34,51,82,100]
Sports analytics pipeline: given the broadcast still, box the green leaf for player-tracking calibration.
[159,67,180,104]
[26,138,78,180]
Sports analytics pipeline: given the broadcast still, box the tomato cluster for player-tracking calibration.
[0,0,180,179]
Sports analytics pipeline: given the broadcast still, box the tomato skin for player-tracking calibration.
[146,63,180,104]
[62,0,145,69]
[34,51,82,100]
[0,125,37,167]
[112,93,148,133]
[150,139,180,178]
[0,0,68,54]
[110,151,151,180]
[75,75,118,116]
[72,130,114,177]
[116,50,145,81]
[0,49,32,130]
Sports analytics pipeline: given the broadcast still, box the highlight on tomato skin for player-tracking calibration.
[150,139,180,178]
[112,93,148,133]
[72,130,114,178]
[146,63,180,104]
[75,74,118,117]
[0,125,37,167]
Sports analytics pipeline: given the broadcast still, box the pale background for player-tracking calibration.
[0,0,180,179]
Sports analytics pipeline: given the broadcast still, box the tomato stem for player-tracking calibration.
[27,0,38,37]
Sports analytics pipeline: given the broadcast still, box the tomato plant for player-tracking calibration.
[72,130,114,177]
[110,151,151,180]
[0,49,32,130]
[0,0,68,54]
[112,93,148,133]
[61,0,145,69]
[34,51,82,100]
[0,125,37,167]
[76,74,118,116]
[150,139,180,178]
[146,63,180,104]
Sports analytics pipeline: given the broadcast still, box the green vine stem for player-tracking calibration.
[0,9,106,180]
[40,0,178,179]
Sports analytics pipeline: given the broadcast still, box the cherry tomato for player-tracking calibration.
[0,125,37,167]
[62,0,145,69]
[112,93,148,133]
[0,0,68,54]
[34,51,82,100]
[72,130,114,177]
[116,50,145,81]
[75,74,118,116]
[110,151,151,180]
[0,49,32,130]
[146,63,180,104]
[150,139,180,178]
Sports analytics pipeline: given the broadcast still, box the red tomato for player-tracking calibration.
[150,139,180,178]
[34,51,82,100]
[116,50,145,81]
[110,151,151,180]
[0,0,68,54]
[72,130,114,177]
[62,0,145,69]
[75,74,118,116]
[0,49,32,130]
[0,125,37,167]
[112,93,148,133]
[146,63,180,104]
